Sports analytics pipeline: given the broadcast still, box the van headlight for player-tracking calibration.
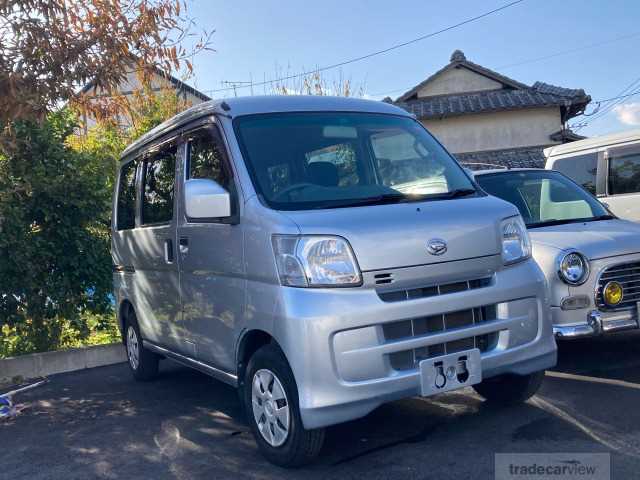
[557,251,589,285]
[500,216,531,265]
[272,235,362,287]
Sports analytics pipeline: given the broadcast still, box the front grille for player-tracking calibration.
[597,261,640,310]
[384,305,499,371]
[378,276,492,303]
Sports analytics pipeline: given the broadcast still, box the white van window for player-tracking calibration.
[552,153,597,194]
[116,161,137,230]
[608,151,640,195]
[188,133,230,189]
[142,147,176,225]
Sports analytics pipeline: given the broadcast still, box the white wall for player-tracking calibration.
[423,107,563,153]
[417,67,502,97]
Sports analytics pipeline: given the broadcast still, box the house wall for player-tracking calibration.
[82,70,206,130]
[423,107,563,153]
[417,67,502,97]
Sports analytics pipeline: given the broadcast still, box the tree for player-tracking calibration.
[0,0,213,127]
[0,110,113,353]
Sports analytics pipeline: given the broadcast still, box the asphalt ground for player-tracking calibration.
[2,332,640,479]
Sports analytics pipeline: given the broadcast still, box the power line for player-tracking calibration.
[370,31,640,98]
[201,0,525,95]
[575,76,640,130]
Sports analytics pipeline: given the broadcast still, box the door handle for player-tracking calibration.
[179,236,189,255]
[164,239,174,264]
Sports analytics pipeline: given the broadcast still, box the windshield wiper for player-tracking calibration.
[436,188,477,199]
[528,215,615,229]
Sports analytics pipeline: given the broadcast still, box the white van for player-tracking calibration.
[544,129,640,221]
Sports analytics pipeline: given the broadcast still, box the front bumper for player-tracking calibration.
[552,308,639,339]
[271,257,557,429]
[552,252,640,339]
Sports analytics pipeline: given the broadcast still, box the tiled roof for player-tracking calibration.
[397,86,589,120]
[456,146,547,170]
[394,51,590,122]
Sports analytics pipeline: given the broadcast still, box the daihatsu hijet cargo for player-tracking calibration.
[112,96,557,467]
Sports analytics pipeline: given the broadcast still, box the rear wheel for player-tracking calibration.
[243,344,325,467]
[124,310,159,381]
[473,370,545,405]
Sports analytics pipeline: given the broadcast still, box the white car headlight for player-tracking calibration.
[272,235,362,287]
[558,251,589,285]
[500,216,531,265]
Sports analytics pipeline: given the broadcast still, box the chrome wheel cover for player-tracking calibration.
[126,325,139,370]
[251,369,290,447]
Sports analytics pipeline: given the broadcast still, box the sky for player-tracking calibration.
[184,0,640,137]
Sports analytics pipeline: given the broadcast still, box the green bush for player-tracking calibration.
[0,110,113,355]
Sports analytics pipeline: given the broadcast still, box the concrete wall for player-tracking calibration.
[417,67,502,97]
[0,344,126,383]
[423,107,563,154]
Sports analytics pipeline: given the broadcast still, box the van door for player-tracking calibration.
[603,145,640,221]
[130,144,183,351]
[177,126,244,372]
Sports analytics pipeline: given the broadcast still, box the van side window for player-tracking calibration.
[188,133,230,189]
[608,151,640,195]
[116,161,137,230]
[552,153,597,194]
[142,147,176,225]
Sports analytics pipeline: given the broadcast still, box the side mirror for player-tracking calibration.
[184,179,231,219]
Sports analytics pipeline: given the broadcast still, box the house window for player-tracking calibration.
[552,153,597,194]
[116,160,137,230]
[608,150,640,195]
[142,147,176,225]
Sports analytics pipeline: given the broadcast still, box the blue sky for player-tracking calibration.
[186,0,640,137]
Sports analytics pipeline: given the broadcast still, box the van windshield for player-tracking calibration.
[233,112,476,210]
[476,170,613,228]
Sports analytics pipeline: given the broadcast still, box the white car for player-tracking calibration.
[475,168,640,338]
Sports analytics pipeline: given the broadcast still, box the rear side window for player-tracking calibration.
[116,161,137,230]
[608,151,640,195]
[142,147,176,225]
[551,153,597,194]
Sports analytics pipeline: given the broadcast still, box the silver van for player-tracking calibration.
[112,96,557,467]
[545,129,640,222]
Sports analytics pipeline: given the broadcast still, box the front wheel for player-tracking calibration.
[243,344,325,467]
[473,370,545,406]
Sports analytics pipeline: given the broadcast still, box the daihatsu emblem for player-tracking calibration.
[427,238,447,256]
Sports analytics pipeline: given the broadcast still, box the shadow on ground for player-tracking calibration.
[2,332,640,479]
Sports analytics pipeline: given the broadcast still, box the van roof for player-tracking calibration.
[120,95,411,159]
[544,128,640,158]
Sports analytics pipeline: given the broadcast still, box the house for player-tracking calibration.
[79,66,210,132]
[392,50,591,169]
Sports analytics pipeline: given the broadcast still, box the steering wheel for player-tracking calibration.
[273,183,315,201]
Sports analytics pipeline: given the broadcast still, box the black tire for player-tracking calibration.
[473,370,545,406]
[243,344,325,468]
[124,309,159,382]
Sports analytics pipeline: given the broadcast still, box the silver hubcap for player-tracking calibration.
[251,369,290,447]
[126,326,139,370]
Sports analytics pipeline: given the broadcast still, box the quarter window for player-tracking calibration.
[142,147,176,225]
[116,161,137,230]
[608,151,640,195]
[552,153,597,194]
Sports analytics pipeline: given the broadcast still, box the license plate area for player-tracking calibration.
[420,348,482,396]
